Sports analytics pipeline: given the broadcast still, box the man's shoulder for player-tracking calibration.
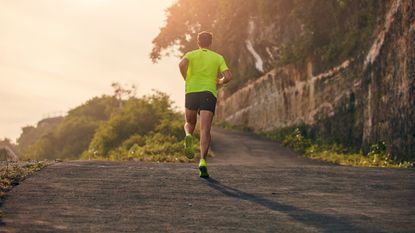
[208,50,224,58]
[184,50,196,57]
[186,49,224,60]
[187,49,199,54]
[191,49,223,56]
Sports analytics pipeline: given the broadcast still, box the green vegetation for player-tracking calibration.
[0,161,50,203]
[152,0,386,92]
[82,91,198,162]
[17,85,198,162]
[216,122,414,168]
[17,117,63,152]
[19,96,119,160]
[215,121,252,132]
[151,0,259,93]
[279,0,384,72]
[263,126,414,168]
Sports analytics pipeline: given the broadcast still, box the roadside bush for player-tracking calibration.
[282,128,312,154]
[254,124,413,168]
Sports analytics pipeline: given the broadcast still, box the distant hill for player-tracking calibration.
[17,116,64,153]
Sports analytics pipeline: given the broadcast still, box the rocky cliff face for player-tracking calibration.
[216,0,414,160]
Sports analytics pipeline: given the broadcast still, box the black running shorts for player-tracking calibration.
[185,91,217,114]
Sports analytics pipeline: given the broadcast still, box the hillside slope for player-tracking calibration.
[152,0,413,160]
[216,0,414,160]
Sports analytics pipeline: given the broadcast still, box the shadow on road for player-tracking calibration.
[205,178,366,233]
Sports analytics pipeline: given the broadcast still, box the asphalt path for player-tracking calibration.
[1,128,414,232]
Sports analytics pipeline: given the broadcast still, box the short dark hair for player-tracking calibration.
[197,31,213,48]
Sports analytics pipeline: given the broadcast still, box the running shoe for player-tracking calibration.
[184,134,194,159]
[199,159,209,178]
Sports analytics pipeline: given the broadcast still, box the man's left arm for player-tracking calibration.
[179,58,189,80]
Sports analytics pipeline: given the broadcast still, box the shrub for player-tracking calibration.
[282,128,312,154]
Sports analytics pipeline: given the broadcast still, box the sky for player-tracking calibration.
[0,0,183,142]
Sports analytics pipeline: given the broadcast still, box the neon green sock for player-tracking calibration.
[199,159,207,167]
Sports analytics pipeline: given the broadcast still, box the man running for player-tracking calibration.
[179,31,232,178]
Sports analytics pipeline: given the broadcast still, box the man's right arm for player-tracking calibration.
[179,58,189,80]
[217,70,232,85]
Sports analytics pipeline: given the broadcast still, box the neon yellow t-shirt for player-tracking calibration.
[184,48,229,97]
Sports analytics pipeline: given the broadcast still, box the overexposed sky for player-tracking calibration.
[0,0,184,142]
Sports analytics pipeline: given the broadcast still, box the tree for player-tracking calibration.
[88,92,173,157]
[152,0,383,89]
[20,95,119,160]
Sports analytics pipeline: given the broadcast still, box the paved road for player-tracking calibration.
[1,128,415,232]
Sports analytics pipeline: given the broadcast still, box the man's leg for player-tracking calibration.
[184,108,197,159]
[198,110,214,178]
[184,108,197,135]
[199,110,214,160]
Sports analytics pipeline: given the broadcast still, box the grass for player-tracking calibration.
[303,143,414,168]
[82,136,213,163]
[218,122,414,168]
[0,160,51,218]
[265,127,414,168]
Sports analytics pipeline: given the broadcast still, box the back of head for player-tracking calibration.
[197,31,213,48]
